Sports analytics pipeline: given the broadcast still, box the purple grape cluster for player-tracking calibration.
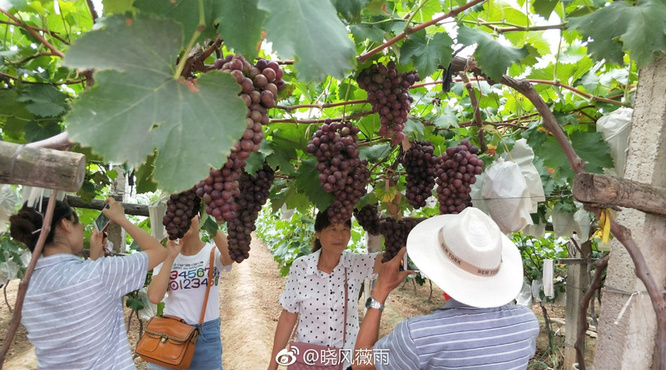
[163,186,201,240]
[227,163,275,263]
[435,140,483,214]
[215,55,285,162]
[356,61,419,145]
[195,155,245,223]
[353,204,381,235]
[306,119,371,224]
[402,140,438,209]
[379,217,420,262]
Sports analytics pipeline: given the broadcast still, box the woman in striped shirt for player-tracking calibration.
[10,197,167,370]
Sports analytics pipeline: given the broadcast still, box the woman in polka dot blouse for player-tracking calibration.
[267,208,383,370]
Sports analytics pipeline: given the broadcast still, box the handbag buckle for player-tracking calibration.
[160,334,168,343]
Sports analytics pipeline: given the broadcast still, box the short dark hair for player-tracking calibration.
[9,198,78,251]
[312,208,352,252]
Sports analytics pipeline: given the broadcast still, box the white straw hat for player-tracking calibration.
[406,207,523,308]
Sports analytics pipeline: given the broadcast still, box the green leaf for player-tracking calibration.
[570,130,613,174]
[18,84,68,117]
[617,0,666,68]
[359,143,392,163]
[24,120,62,142]
[295,157,334,210]
[330,0,370,22]
[457,25,529,82]
[350,24,386,44]
[400,31,453,77]
[125,295,145,311]
[567,3,627,66]
[102,0,133,14]
[215,0,267,60]
[258,0,356,81]
[134,0,218,46]
[533,0,558,20]
[63,16,248,193]
[135,154,158,194]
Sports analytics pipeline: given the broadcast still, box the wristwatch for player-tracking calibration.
[365,296,384,311]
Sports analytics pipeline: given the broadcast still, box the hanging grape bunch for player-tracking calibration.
[353,203,381,235]
[379,217,420,262]
[435,140,484,214]
[306,119,371,224]
[215,54,285,161]
[356,61,419,145]
[197,55,285,224]
[195,156,245,223]
[163,186,201,240]
[402,140,438,209]
[227,163,275,263]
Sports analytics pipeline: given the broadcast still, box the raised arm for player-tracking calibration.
[103,197,167,270]
[354,248,412,369]
[147,239,181,304]
[267,309,298,370]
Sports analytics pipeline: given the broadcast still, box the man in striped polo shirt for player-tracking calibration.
[353,207,540,369]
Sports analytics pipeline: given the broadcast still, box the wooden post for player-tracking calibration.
[560,241,593,370]
[0,141,85,192]
[107,166,126,253]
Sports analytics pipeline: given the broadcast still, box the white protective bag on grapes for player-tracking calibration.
[507,139,545,213]
[149,195,169,241]
[481,157,532,234]
[596,107,633,177]
[0,184,18,233]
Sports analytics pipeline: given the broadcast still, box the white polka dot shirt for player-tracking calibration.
[279,250,379,351]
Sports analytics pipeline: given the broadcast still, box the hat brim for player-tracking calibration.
[406,213,523,308]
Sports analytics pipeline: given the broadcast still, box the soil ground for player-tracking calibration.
[1,237,595,369]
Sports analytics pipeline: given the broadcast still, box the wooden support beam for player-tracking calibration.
[64,195,149,217]
[573,173,666,215]
[0,141,85,192]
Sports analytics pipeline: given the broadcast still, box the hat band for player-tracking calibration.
[439,237,501,277]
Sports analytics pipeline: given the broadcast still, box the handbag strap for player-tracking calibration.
[199,247,216,326]
[290,267,349,344]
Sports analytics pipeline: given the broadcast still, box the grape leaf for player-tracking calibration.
[215,0,266,61]
[134,0,218,46]
[63,16,248,193]
[350,24,386,44]
[330,0,370,22]
[457,25,529,82]
[570,130,613,174]
[295,157,334,211]
[17,84,68,117]
[400,31,453,77]
[258,0,356,82]
[101,0,133,15]
[532,0,558,20]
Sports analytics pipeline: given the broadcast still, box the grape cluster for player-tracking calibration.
[353,204,381,235]
[227,164,275,263]
[435,140,483,214]
[198,55,284,223]
[356,61,419,145]
[163,186,201,240]
[195,155,244,223]
[306,119,370,224]
[402,141,438,209]
[215,55,285,161]
[379,217,420,262]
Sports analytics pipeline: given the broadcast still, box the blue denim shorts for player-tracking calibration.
[146,317,222,370]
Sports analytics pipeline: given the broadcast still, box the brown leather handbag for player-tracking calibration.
[136,248,216,369]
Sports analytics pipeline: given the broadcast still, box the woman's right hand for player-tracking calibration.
[102,197,126,224]
[166,239,182,259]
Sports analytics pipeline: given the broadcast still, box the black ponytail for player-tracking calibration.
[9,198,77,251]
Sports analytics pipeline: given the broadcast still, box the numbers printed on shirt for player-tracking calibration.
[169,266,220,291]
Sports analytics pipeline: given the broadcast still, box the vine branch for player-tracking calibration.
[0,8,65,58]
